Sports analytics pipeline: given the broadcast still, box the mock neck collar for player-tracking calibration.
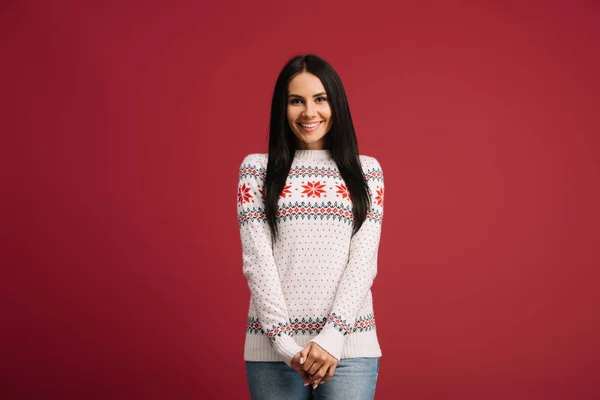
[294,149,333,161]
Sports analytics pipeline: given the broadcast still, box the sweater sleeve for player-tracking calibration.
[309,156,385,361]
[237,154,304,367]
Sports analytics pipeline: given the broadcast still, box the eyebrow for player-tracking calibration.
[288,92,328,98]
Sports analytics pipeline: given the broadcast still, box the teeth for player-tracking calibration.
[300,122,320,128]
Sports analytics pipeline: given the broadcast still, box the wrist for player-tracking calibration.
[272,334,303,366]
[310,324,346,361]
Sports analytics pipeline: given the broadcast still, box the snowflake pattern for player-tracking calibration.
[375,186,384,206]
[301,181,327,198]
[254,184,265,201]
[238,153,385,362]
[237,183,253,204]
[335,183,351,199]
[280,183,293,198]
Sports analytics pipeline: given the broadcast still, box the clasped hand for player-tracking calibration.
[290,342,339,389]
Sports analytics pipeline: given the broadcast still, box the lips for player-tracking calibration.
[298,121,322,128]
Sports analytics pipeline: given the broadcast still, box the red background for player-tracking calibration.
[2,0,599,398]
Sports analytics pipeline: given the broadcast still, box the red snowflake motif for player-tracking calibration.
[258,185,265,201]
[280,183,292,198]
[375,186,384,206]
[335,183,351,199]
[301,181,327,198]
[237,183,253,204]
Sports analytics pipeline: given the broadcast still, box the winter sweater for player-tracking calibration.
[237,149,384,367]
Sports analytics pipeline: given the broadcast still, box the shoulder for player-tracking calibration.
[239,153,268,170]
[238,153,268,182]
[359,154,383,172]
[359,155,384,184]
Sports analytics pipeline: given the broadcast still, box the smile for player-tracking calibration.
[298,121,322,132]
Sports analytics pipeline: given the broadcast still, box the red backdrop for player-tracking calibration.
[2,0,599,398]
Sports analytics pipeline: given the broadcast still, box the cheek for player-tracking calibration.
[287,107,297,122]
[326,110,333,128]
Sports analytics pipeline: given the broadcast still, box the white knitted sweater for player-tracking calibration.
[237,149,384,367]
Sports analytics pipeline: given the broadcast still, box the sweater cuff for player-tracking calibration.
[272,334,304,367]
[309,324,347,361]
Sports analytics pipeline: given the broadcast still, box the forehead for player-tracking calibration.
[288,72,326,94]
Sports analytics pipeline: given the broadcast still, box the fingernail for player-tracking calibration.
[304,382,309,386]
[313,383,317,389]
[300,357,304,364]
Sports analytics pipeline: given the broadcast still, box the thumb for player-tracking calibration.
[299,343,312,364]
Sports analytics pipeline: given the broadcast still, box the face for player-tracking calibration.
[287,72,333,150]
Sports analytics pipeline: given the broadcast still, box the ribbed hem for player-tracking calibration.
[244,330,382,364]
[294,149,333,160]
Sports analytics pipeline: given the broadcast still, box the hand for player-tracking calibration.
[302,342,338,389]
[290,350,312,386]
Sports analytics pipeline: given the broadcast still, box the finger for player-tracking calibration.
[313,364,329,382]
[312,364,328,386]
[290,360,310,384]
[302,355,316,373]
[300,343,312,364]
[328,362,337,377]
[303,368,314,386]
[312,378,321,390]
[303,361,317,377]
[307,350,329,374]
[307,359,322,376]
[293,359,314,387]
[298,370,311,386]
[290,352,301,367]
[321,364,336,383]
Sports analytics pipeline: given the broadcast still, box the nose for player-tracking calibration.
[302,101,317,118]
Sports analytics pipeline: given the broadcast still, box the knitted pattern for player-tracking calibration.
[237,149,384,367]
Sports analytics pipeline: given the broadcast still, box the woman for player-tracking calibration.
[237,54,385,399]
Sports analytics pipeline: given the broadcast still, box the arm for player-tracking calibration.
[237,154,303,367]
[309,157,385,361]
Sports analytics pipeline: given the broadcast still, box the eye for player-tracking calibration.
[316,97,328,103]
[289,98,303,105]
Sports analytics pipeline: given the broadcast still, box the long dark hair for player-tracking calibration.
[264,54,371,241]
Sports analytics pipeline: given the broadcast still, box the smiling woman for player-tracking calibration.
[286,73,333,150]
[237,54,384,400]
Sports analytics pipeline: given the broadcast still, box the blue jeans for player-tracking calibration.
[246,357,380,399]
